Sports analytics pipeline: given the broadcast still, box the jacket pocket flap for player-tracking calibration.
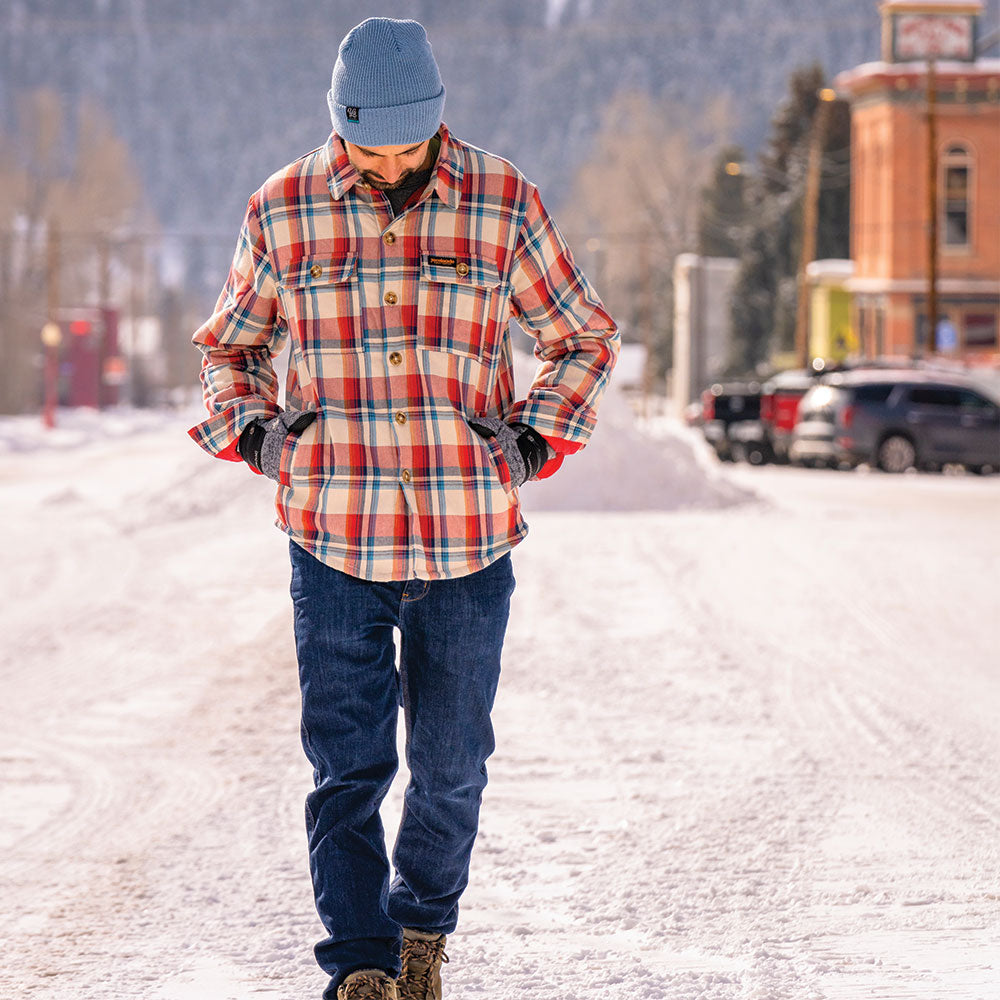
[420,254,500,289]
[281,254,358,289]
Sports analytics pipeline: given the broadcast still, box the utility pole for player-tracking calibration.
[98,235,111,305]
[127,235,143,406]
[638,236,652,418]
[794,88,836,370]
[41,221,62,428]
[925,58,939,357]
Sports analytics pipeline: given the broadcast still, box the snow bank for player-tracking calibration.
[515,352,756,513]
[0,404,200,454]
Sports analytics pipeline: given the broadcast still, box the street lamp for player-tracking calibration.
[40,321,62,429]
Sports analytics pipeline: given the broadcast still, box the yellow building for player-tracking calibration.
[807,259,857,362]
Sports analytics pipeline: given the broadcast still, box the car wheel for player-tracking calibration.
[969,463,999,476]
[877,434,917,474]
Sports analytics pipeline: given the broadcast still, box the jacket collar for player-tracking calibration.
[323,123,464,211]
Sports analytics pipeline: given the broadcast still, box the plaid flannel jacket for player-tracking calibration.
[190,124,619,581]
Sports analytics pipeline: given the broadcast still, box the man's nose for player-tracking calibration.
[379,158,405,183]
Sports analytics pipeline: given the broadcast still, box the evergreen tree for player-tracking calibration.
[697,144,748,258]
[726,64,851,373]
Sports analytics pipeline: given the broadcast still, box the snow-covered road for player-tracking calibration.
[2,399,999,1000]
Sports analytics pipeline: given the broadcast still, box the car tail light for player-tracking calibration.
[702,390,715,422]
[842,404,855,429]
[760,394,774,423]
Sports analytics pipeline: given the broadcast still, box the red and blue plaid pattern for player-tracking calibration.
[190,124,619,581]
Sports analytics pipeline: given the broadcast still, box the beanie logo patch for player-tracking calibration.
[346,106,360,122]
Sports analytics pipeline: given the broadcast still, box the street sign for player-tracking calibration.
[936,318,958,353]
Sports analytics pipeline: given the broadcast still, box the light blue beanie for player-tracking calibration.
[328,17,445,147]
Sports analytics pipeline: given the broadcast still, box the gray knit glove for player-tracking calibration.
[237,409,316,482]
[468,416,552,487]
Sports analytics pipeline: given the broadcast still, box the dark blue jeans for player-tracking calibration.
[288,541,515,995]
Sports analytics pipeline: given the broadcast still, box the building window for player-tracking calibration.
[964,312,998,350]
[942,144,971,248]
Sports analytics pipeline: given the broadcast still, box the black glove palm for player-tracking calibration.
[238,409,316,482]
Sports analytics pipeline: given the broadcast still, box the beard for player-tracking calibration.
[358,167,417,191]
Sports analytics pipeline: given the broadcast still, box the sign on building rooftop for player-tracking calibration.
[880,1,982,61]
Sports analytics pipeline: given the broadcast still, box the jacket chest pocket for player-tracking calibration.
[416,254,502,361]
[279,254,362,356]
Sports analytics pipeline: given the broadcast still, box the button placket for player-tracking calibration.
[376,219,412,501]
[381,226,399,306]
[384,346,410,494]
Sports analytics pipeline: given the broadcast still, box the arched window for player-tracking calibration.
[942,144,972,248]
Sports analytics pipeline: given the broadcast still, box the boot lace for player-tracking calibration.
[398,937,449,999]
[339,973,396,1000]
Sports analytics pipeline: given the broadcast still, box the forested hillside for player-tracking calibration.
[0,0,928,235]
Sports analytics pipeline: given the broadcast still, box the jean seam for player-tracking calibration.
[400,582,429,605]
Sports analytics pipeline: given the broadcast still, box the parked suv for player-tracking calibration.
[791,369,1000,473]
[700,381,771,464]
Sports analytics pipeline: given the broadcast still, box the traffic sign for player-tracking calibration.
[936,319,958,353]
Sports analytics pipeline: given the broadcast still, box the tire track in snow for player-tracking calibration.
[776,580,1000,840]
[475,517,837,999]
[613,507,1000,996]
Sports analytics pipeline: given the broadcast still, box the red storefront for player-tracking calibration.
[54,307,124,408]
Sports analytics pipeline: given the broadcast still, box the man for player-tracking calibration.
[190,16,618,1000]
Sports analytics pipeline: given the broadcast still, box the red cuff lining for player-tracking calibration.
[191,431,257,471]
[535,434,580,480]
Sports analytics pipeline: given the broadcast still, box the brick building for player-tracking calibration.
[835,0,1000,362]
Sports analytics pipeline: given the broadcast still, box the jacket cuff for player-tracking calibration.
[188,398,281,460]
[505,397,597,449]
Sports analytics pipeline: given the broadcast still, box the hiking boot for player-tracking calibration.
[336,969,398,1000]
[397,929,448,1000]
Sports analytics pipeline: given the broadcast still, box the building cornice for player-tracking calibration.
[835,58,1000,98]
[847,276,1000,294]
[880,1,983,14]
